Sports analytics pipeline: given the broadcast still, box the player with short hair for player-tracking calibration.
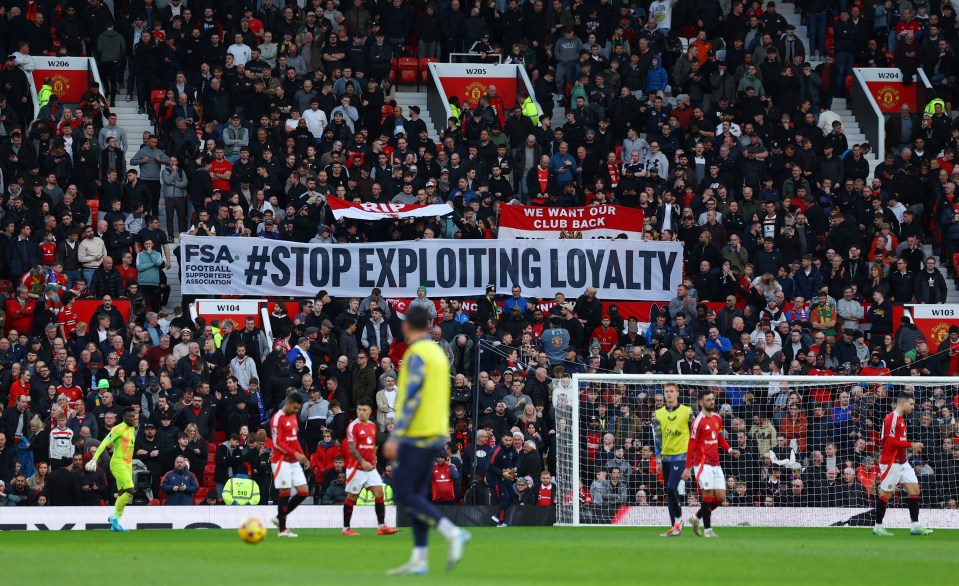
[86,406,138,532]
[342,397,399,536]
[654,382,693,536]
[383,305,471,575]
[873,390,934,536]
[683,389,740,538]
[270,392,310,537]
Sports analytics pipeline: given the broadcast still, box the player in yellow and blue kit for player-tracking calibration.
[86,407,139,532]
[383,305,471,575]
[653,383,693,537]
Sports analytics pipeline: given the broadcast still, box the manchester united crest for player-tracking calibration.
[50,73,72,98]
[464,81,487,108]
[876,85,901,110]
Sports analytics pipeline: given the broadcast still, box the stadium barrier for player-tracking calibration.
[0,506,396,531]
[397,505,555,527]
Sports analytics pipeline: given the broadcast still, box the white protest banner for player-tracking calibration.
[327,195,453,221]
[498,204,645,239]
[180,236,682,301]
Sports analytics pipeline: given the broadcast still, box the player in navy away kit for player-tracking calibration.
[487,433,519,527]
[383,306,470,575]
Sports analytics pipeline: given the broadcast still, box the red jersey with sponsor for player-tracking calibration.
[687,412,730,467]
[590,326,618,353]
[57,305,78,337]
[344,419,378,469]
[270,411,304,463]
[56,384,84,404]
[431,464,457,502]
[210,159,233,192]
[879,411,912,465]
[536,483,554,505]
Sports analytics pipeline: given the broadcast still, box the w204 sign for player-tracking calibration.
[180,236,682,301]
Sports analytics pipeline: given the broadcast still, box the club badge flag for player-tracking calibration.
[498,204,645,239]
[180,236,682,301]
[327,195,453,221]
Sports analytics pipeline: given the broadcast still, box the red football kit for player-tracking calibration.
[270,411,304,464]
[879,411,912,466]
[344,419,378,469]
[687,412,731,467]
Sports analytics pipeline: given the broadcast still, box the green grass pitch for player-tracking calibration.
[2,526,955,584]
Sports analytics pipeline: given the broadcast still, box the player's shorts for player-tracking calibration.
[694,464,726,491]
[345,467,384,494]
[271,461,307,490]
[110,461,133,491]
[661,456,687,494]
[878,462,918,493]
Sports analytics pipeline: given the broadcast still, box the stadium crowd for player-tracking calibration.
[0,0,958,515]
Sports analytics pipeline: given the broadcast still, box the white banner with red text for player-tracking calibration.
[180,236,682,301]
[327,195,453,221]
[498,204,645,239]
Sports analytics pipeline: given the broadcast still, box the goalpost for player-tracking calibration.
[554,374,959,528]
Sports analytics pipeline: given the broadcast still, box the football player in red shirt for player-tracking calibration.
[270,392,310,537]
[873,390,934,536]
[342,398,399,536]
[683,389,739,538]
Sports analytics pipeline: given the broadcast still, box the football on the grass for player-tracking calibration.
[238,517,267,544]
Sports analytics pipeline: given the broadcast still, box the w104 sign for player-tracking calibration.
[499,204,645,239]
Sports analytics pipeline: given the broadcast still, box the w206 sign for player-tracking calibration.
[180,236,682,301]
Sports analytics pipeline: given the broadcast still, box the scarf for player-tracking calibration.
[607,161,620,188]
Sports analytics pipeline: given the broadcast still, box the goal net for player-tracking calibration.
[554,374,959,528]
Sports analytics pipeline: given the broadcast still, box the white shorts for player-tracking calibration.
[345,467,384,495]
[694,464,726,491]
[878,462,918,493]
[272,461,307,490]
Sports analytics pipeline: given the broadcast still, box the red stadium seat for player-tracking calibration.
[381,104,394,124]
[203,464,216,486]
[681,25,698,39]
[194,487,209,505]
[397,57,419,87]
[419,58,438,83]
[615,145,623,163]
[389,57,399,82]
[86,199,99,223]
[147,498,162,506]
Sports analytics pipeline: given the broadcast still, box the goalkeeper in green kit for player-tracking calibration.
[86,407,139,532]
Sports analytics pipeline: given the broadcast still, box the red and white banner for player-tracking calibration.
[327,195,453,221]
[430,63,520,110]
[499,204,645,239]
[856,68,920,114]
[30,56,94,106]
[907,304,959,347]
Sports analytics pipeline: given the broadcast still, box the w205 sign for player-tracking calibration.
[180,236,682,301]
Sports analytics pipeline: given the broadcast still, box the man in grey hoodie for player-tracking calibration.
[130,134,171,218]
[553,27,583,93]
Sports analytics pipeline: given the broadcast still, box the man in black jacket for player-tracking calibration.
[89,256,124,299]
[213,433,245,501]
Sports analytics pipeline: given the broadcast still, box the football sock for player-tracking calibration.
[666,489,681,525]
[701,497,713,529]
[288,493,307,515]
[412,546,428,564]
[277,496,289,530]
[375,498,386,526]
[907,494,920,523]
[344,500,355,529]
[875,495,889,526]
[437,517,460,541]
[114,492,132,519]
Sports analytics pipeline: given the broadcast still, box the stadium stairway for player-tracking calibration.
[923,244,959,303]
[393,91,442,144]
[108,100,185,312]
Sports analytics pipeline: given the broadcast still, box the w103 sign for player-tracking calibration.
[499,204,645,239]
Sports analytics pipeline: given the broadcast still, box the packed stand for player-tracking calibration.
[0,0,958,513]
